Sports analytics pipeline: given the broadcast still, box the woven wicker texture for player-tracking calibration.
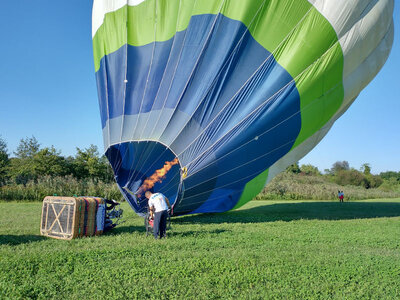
[40,196,105,240]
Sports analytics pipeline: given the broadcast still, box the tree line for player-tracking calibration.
[285,160,400,192]
[0,136,114,186]
[0,135,399,201]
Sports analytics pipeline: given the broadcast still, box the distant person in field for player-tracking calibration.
[338,190,344,202]
[145,191,171,239]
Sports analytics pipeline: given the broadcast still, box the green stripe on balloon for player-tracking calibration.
[93,7,127,73]
[233,168,269,210]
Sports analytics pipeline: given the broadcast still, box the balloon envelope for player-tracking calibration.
[92,0,394,215]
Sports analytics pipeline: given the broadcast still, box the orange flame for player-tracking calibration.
[137,158,179,196]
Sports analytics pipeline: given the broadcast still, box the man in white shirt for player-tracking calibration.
[145,191,171,239]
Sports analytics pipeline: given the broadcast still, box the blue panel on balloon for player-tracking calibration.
[98,14,301,216]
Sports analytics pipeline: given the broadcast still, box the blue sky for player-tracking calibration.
[0,1,398,174]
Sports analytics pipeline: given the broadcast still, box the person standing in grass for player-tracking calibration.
[338,190,344,202]
[145,191,171,239]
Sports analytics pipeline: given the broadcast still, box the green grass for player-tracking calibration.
[1,199,400,299]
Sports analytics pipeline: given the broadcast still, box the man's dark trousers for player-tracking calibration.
[153,210,168,239]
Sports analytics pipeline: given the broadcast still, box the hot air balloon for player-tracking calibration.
[92,0,394,216]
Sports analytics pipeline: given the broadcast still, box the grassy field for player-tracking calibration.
[1,199,400,299]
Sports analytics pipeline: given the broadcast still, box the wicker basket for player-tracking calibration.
[40,196,106,240]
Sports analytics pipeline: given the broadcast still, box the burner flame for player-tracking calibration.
[136,158,179,196]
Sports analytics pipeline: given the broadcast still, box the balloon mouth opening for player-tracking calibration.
[110,141,182,215]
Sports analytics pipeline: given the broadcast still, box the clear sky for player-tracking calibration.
[0,1,398,174]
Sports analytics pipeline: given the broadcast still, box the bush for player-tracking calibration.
[0,175,123,201]
[300,164,321,176]
[334,169,365,186]
[256,172,400,201]
[379,178,400,193]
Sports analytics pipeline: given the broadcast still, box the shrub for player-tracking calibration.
[334,169,365,186]
[300,164,321,176]
[0,175,123,201]
[257,172,400,201]
[379,178,400,193]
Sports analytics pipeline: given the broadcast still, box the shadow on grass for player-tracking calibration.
[169,228,231,237]
[174,201,400,224]
[0,235,46,246]
[106,225,146,235]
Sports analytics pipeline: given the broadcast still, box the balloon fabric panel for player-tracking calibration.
[93,0,394,215]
